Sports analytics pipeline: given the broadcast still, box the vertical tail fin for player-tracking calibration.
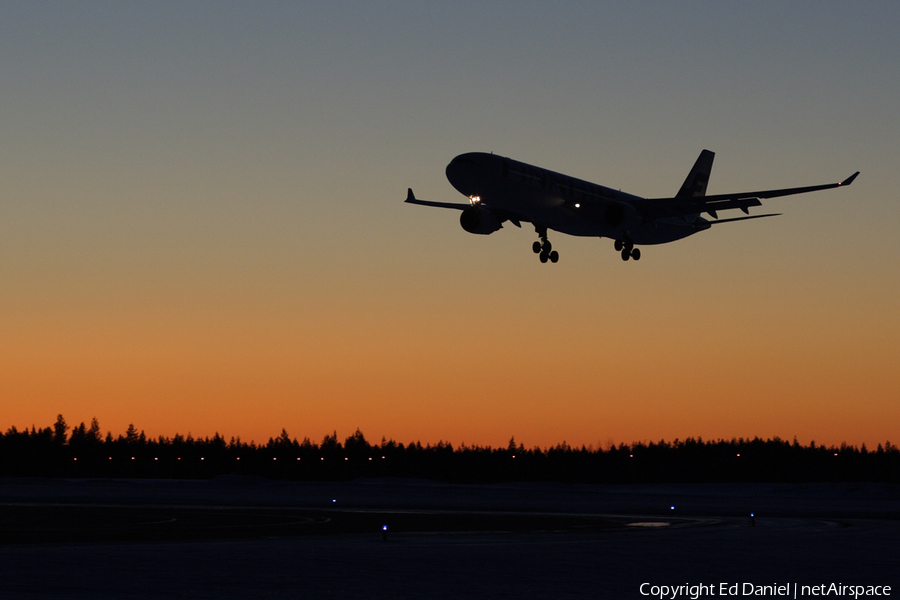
[676,149,715,198]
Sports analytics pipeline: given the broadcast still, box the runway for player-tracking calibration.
[0,478,897,599]
[0,504,644,544]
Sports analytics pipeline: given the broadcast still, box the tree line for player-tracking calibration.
[1,415,897,483]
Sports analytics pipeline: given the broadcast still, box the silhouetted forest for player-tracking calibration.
[1,415,897,483]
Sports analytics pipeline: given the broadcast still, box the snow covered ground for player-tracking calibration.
[0,478,897,599]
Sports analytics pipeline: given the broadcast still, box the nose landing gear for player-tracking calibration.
[615,238,640,261]
[533,226,559,264]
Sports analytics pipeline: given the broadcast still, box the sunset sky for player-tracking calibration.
[2,2,898,449]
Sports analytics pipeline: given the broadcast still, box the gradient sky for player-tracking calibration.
[2,2,898,449]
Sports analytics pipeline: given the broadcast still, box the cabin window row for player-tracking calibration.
[505,162,611,201]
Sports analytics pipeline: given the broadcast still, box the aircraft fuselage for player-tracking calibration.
[445,152,707,245]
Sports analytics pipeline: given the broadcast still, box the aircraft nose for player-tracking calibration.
[445,155,467,179]
[445,154,478,195]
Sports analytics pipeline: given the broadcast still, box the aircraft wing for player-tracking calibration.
[404,188,531,227]
[404,188,470,210]
[635,172,859,220]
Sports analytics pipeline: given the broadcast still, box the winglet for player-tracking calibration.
[406,188,416,203]
[839,172,859,187]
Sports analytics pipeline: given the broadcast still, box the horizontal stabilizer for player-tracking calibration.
[707,213,781,225]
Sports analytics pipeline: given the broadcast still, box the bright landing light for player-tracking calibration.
[469,195,481,205]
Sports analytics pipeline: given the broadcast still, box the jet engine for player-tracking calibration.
[460,206,502,235]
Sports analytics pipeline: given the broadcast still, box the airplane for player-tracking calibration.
[405,150,858,262]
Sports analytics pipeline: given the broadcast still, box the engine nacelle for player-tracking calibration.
[460,206,502,235]
[604,201,641,230]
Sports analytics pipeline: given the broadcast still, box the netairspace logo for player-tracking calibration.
[639,583,892,599]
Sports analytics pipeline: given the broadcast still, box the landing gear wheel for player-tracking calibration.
[621,248,630,261]
[631,248,641,261]
[533,225,559,264]
[614,240,623,252]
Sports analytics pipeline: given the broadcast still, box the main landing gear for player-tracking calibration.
[532,225,558,264]
[614,238,641,261]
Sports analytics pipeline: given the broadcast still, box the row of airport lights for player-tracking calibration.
[71,451,846,462]
[73,455,393,462]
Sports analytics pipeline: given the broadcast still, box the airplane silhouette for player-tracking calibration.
[406,151,858,262]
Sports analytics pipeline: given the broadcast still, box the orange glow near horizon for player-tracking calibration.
[3,254,897,450]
